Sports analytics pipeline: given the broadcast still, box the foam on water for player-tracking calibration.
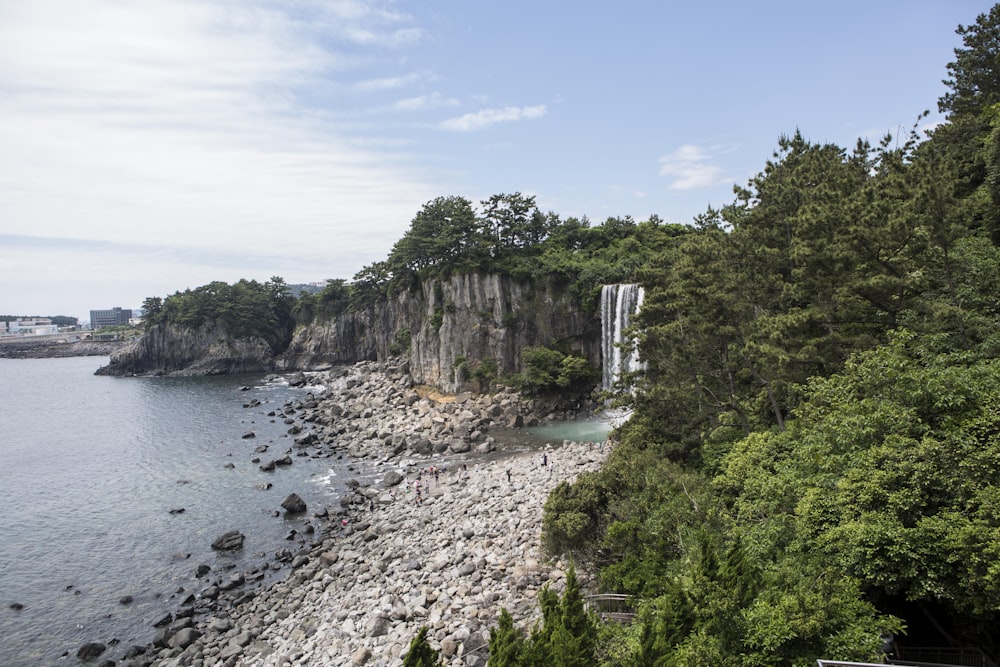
[0,357,353,666]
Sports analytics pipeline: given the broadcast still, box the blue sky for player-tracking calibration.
[0,0,994,321]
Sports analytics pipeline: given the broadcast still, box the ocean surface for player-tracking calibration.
[0,356,365,666]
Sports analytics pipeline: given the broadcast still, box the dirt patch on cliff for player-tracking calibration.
[414,384,456,404]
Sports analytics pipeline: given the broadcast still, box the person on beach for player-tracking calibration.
[506,469,512,483]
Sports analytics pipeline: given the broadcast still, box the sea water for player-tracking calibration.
[0,356,360,666]
[527,418,613,443]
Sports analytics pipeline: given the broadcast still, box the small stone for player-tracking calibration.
[152,612,173,627]
[351,646,372,666]
[211,530,245,551]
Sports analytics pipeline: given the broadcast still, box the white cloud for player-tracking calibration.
[0,0,438,316]
[341,25,423,47]
[355,72,426,92]
[439,105,547,132]
[394,92,460,112]
[283,0,424,48]
[658,144,730,191]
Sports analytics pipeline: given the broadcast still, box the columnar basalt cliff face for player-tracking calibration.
[98,274,601,388]
[284,273,601,392]
[96,321,276,376]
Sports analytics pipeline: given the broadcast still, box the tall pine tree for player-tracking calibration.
[488,608,526,667]
[403,627,443,667]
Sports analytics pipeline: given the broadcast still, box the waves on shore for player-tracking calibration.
[133,359,611,667]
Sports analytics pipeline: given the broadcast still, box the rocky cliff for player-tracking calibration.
[284,273,601,392]
[96,321,277,376]
[98,274,601,389]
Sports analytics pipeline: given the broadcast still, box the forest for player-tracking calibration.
[531,5,1000,666]
[139,6,1000,664]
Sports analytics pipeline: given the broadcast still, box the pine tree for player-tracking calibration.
[694,529,718,583]
[940,4,1000,118]
[636,579,694,666]
[488,608,526,666]
[719,533,758,608]
[523,586,559,666]
[403,627,442,667]
[557,564,596,663]
[548,621,585,667]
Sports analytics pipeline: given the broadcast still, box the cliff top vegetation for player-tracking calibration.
[292,192,692,325]
[140,277,295,354]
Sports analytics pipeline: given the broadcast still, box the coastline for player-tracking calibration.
[131,360,608,667]
[0,338,128,359]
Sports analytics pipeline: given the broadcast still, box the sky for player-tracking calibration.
[1,0,995,322]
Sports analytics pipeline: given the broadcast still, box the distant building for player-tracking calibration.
[2,318,58,336]
[90,307,133,329]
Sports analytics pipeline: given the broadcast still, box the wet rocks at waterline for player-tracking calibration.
[108,359,610,666]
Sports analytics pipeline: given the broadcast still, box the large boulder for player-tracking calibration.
[281,493,307,514]
[294,432,318,447]
[382,471,404,487]
[448,437,471,454]
[169,627,202,650]
[76,642,106,661]
[211,530,245,551]
[366,614,390,637]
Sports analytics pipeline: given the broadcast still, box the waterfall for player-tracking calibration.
[601,284,645,393]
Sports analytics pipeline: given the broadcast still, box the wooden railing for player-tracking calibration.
[585,593,636,623]
[891,646,997,667]
[817,647,997,667]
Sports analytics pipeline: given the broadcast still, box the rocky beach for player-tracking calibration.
[103,359,608,667]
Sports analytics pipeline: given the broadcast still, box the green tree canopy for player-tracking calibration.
[143,277,295,353]
[940,4,1000,118]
